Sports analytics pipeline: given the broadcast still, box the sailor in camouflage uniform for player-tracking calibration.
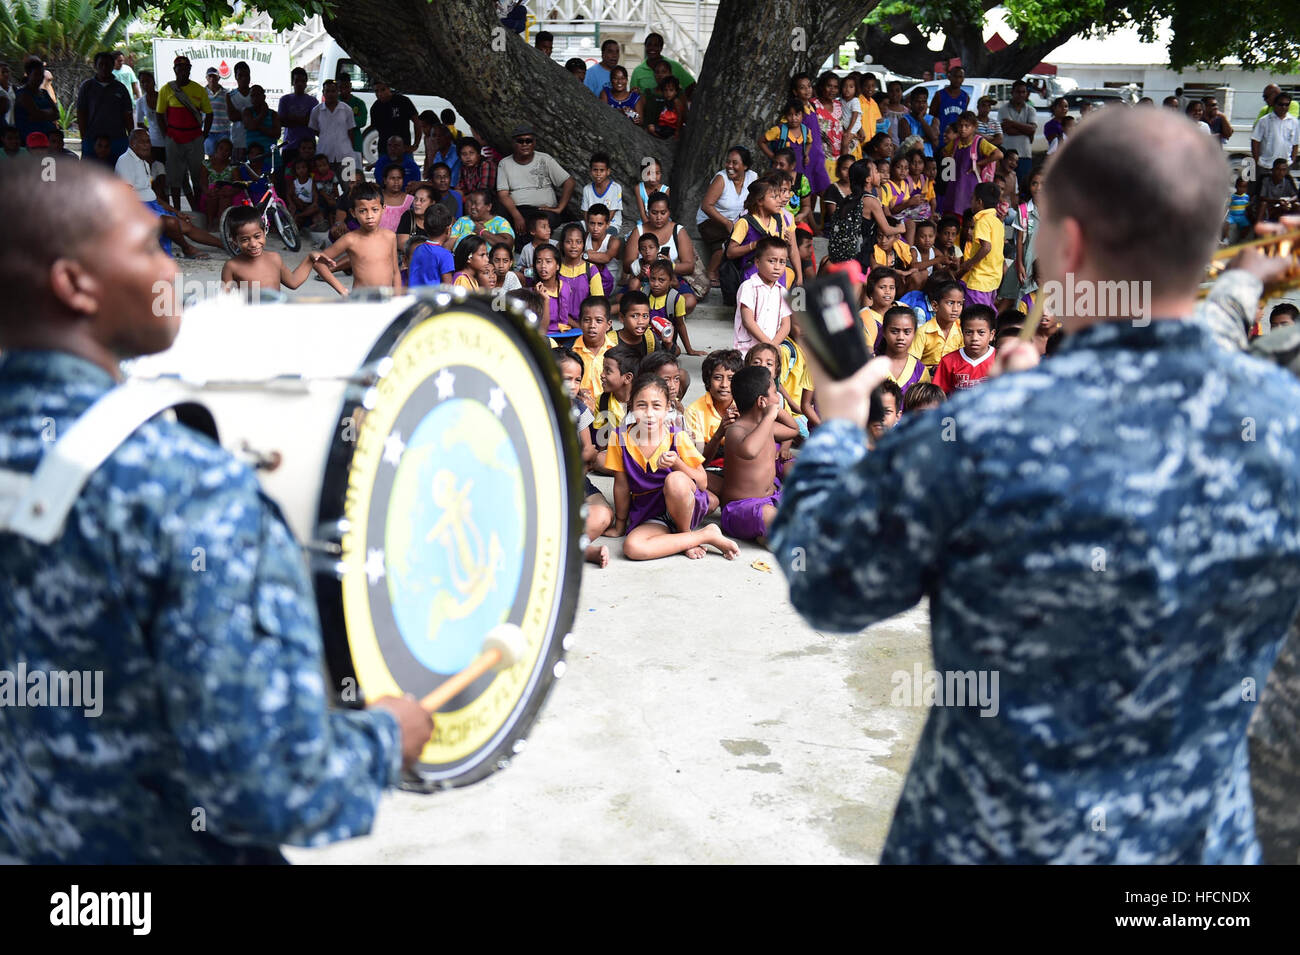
[1199,230,1300,866]
[773,109,1300,863]
[0,158,431,863]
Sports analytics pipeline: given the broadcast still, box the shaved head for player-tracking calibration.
[0,157,117,318]
[1042,106,1228,298]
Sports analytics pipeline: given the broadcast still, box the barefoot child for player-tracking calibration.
[593,344,641,467]
[554,349,614,568]
[638,351,687,430]
[313,183,401,294]
[687,348,743,505]
[608,374,739,561]
[221,207,320,295]
[745,342,805,446]
[721,365,798,544]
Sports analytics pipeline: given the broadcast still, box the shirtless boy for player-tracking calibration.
[313,182,401,294]
[720,365,798,544]
[221,206,319,296]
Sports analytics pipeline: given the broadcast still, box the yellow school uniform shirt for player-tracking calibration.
[862,308,924,360]
[880,178,912,212]
[887,355,931,390]
[604,427,704,473]
[453,272,479,289]
[916,317,965,368]
[572,336,609,399]
[685,392,724,452]
[604,328,657,353]
[964,207,1005,293]
[872,240,913,268]
[763,122,807,152]
[648,290,686,320]
[780,339,812,410]
[559,261,605,296]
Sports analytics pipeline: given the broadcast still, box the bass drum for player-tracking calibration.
[128,288,583,791]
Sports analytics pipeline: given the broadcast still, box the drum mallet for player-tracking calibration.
[419,624,527,713]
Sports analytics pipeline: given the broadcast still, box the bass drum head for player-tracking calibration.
[314,292,582,790]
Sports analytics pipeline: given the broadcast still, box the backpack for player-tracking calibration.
[719,214,760,306]
[825,194,864,263]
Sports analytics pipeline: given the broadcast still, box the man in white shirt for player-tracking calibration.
[997,80,1037,183]
[115,129,223,258]
[1252,92,1299,192]
[0,60,16,127]
[308,79,357,173]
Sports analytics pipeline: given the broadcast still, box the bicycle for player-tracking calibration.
[218,161,301,256]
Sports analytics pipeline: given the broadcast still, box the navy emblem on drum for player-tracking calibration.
[331,304,581,789]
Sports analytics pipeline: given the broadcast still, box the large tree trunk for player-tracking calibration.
[322,0,878,226]
[857,11,1084,80]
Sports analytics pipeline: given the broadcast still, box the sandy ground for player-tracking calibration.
[172,235,930,864]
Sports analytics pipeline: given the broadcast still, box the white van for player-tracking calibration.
[315,41,467,164]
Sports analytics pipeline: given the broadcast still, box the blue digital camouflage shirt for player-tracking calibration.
[0,351,402,863]
[773,319,1300,864]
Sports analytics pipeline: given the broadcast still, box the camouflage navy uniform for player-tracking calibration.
[0,351,402,863]
[1210,276,1300,866]
[773,316,1300,863]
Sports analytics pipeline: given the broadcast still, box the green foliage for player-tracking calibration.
[0,0,129,64]
[102,0,331,35]
[861,0,1300,71]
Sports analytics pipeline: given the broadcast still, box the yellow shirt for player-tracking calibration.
[604,427,703,473]
[572,336,609,399]
[685,393,724,451]
[560,262,605,296]
[916,317,965,368]
[779,339,812,409]
[887,355,931,390]
[872,240,913,268]
[648,290,686,319]
[863,308,924,359]
[964,208,1005,293]
[604,327,657,353]
[764,123,808,149]
[453,272,479,290]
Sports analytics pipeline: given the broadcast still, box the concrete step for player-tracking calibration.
[689,301,734,323]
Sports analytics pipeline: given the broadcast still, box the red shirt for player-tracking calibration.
[933,347,995,395]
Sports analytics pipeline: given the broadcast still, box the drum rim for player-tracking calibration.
[313,290,584,789]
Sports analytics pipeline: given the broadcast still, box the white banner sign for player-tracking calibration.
[151,38,292,101]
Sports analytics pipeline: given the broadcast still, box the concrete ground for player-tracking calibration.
[175,235,931,864]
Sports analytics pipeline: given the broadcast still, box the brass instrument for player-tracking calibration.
[1202,228,1300,292]
[1018,228,1300,342]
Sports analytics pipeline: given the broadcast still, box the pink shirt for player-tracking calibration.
[734,273,791,354]
[379,194,413,233]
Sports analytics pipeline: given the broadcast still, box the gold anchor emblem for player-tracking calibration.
[425,469,503,625]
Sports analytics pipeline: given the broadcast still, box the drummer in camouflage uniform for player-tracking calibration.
[774,108,1300,863]
[0,158,431,864]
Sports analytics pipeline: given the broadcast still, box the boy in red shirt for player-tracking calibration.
[933,305,995,394]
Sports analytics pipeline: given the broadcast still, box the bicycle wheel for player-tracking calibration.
[218,206,241,257]
[272,202,301,252]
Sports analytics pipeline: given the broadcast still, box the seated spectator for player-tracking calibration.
[601,66,642,125]
[581,152,624,233]
[450,189,515,250]
[427,161,464,218]
[496,125,574,250]
[374,135,422,188]
[1259,159,1299,221]
[457,136,497,195]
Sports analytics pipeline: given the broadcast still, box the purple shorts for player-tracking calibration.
[720,488,782,541]
[963,286,997,308]
[633,486,710,532]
